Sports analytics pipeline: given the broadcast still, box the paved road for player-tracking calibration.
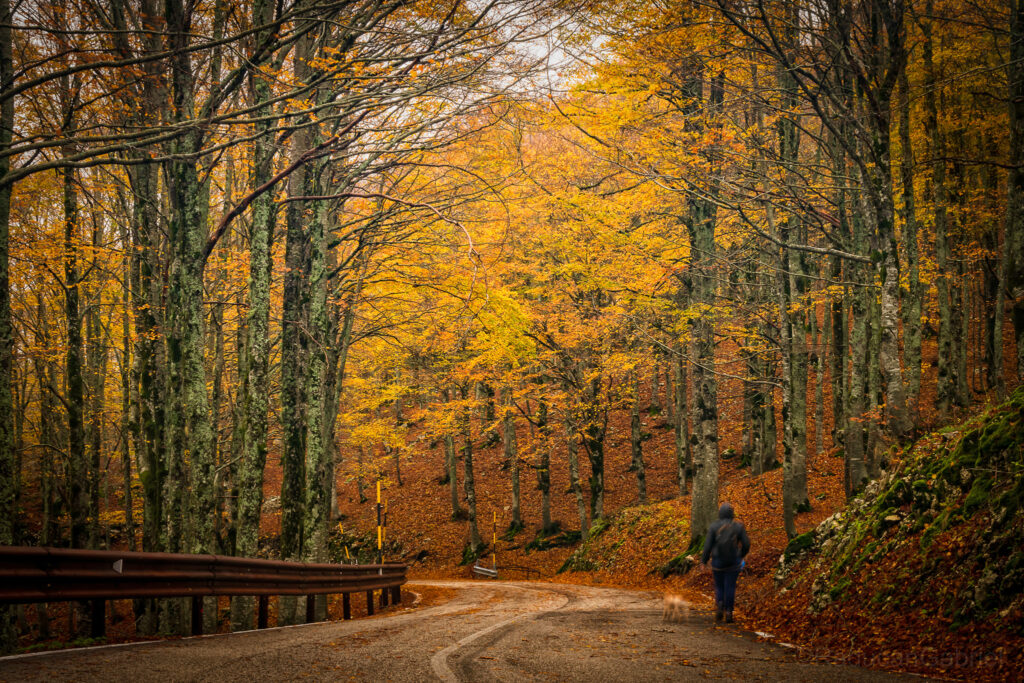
[0,581,918,682]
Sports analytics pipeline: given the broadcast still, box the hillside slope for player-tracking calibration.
[748,389,1024,680]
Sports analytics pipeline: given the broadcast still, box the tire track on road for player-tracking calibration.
[428,582,576,682]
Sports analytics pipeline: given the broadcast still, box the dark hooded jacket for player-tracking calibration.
[701,503,750,571]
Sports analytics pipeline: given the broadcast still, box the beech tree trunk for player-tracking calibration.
[672,345,692,494]
[898,61,922,420]
[444,434,461,518]
[565,422,588,534]
[921,3,958,416]
[1011,0,1024,379]
[503,387,523,531]
[459,390,483,552]
[629,372,647,504]
[686,71,722,546]
[0,0,14,653]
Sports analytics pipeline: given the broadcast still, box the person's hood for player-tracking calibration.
[718,502,735,519]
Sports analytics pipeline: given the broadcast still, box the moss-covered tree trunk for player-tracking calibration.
[846,255,870,495]
[231,61,276,635]
[119,232,135,551]
[776,50,809,533]
[0,0,14,653]
[687,192,720,545]
[829,256,846,449]
[1010,0,1024,381]
[63,158,90,554]
[686,71,722,546]
[33,297,59,639]
[812,302,827,456]
[279,151,310,614]
[921,4,958,417]
[86,214,108,548]
[898,62,922,422]
[303,194,330,622]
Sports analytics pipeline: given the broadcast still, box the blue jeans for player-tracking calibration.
[712,567,741,612]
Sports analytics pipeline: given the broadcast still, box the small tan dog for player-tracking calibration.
[662,593,689,623]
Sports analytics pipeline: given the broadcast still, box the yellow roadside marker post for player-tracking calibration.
[338,523,351,563]
[376,481,382,565]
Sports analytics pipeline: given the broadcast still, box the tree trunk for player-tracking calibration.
[898,62,922,422]
[459,391,482,552]
[86,213,108,548]
[686,72,722,546]
[63,160,89,554]
[503,387,523,531]
[231,0,277,631]
[120,237,135,551]
[32,296,59,643]
[672,344,691,494]
[565,421,588,534]
[846,260,870,495]
[357,445,368,504]
[0,0,15,653]
[648,364,661,414]
[581,376,606,522]
[279,145,310,575]
[921,4,957,416]
[303,194,330,623]
[629,372,647,504]
[1010,0,1024,380]
[830,257,846,450]
[536,400,552,533]
[814,302,827,456]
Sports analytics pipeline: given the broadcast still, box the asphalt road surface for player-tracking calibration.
[0,581,919,682]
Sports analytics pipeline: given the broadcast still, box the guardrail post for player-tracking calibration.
[257,595,269,629]
[390,585,400,604]
[366,590,374,616]
[90,599,106,639]
[191,596,203,636]
[342,593,351,620]
[380,587,388,608]
[305,594,316,623]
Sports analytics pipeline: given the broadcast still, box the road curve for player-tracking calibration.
[0,581,917,682]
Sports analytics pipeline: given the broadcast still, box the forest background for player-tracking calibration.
[0,0,1021,656]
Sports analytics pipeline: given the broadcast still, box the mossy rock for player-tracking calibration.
[558,551,597,573]
[525,528,581,552]
[500,521,526,541]
[783,531,815,560]
[963,476,992,514]
[686,533,705,555]
[657,552,697,578]
[587,517,611,540]
[459,541,487,566]
[829,577,852,601]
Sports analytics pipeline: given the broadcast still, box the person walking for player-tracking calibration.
[701,502,750,623]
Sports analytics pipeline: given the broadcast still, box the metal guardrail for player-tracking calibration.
[472,563,498,578]
[0,546,407,638]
